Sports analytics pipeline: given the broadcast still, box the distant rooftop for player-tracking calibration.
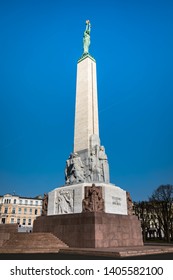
[0,193,43,200]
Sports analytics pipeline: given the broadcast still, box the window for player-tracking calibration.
[17,218,20,225]
[4,207,8,214]
[25,200,28,205]
[12,207,15,214]
[23,219,26,225]
[24,208,27,214]
[4,199,11,204]
[19,200,22,204]
[18,208,21,214]
[30,201,33,205]
[14,199,16,204]
[35,209,38,215]
[28,219,31,225]
[35,201,38,206]
[11,218,14,224]
[30,208,32,214]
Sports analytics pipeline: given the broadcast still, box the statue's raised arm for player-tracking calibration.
[83,20,91,55]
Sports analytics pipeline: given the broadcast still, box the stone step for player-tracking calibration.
[0,232,68,253]
[0,233,11,247]
[0,224,18,233]
[0,247,60,253]
[1,244,65,249]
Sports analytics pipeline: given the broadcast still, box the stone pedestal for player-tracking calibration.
[33,212,143,248]
[34,184,143,248]
[48,183,127,216]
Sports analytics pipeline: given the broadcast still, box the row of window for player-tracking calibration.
[4,199,13,204]
[2,207,39,215]
[3,199,40,206]
[11,218,32,226]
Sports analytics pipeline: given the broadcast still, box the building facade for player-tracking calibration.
[133,201,172,241]
[0,193,42,231]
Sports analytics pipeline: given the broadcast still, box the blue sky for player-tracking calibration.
[0,0,173,201]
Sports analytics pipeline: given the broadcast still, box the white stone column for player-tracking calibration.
[74,55,99,152]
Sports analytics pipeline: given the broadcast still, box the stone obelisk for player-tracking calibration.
[74,54,99,153]
[34,21,143,248]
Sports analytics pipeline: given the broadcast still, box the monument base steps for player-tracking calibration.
[0,224,18,233]
[59,245,173,258]
[0,233,11,247]
[0,224,18,247]
[0,232,68,253]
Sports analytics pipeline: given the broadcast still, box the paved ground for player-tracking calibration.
[57,243,173,259]
[0,252,173,260]
[0,244,173,260]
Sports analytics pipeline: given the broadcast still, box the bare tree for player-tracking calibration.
[133,201,156,242]
[149,184,173,243]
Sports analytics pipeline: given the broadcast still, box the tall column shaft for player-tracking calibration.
[74,55,99,152]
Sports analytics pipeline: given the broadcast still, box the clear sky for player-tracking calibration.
[0,0,173,201]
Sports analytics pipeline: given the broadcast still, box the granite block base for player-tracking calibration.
[33,212,143,248]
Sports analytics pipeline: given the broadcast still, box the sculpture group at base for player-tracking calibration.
[65,135,110,185]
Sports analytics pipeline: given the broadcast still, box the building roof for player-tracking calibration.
[0,193,43,200]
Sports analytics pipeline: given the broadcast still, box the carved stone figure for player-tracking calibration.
[89,147,102,181]
[90,134,100,148]
[98,146,110,183]
[83,20,91,54]
[56,190,74,214]
[82,184,104,212]
[126,192,133,215]
[42,193,48,216]
[65,153,85,184]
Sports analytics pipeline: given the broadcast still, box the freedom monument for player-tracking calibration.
[34,21,143,248]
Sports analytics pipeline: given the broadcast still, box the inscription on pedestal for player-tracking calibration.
[112,196,122,206]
